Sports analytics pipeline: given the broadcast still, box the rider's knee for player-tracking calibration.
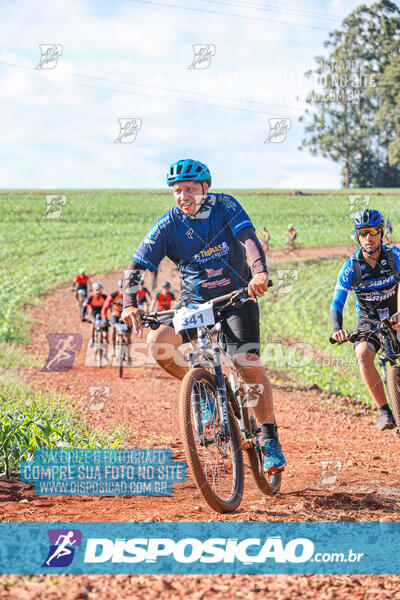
[233,352,262,378]
[355,344,375,365]
[147,327,180,362]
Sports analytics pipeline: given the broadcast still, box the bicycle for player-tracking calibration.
[93,317,108,368]
[283,237,299,254]
[329,312,400,433]
[114,318,129,378]
[141,284,282,513]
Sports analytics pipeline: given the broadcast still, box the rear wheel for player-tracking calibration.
[179,367,244,513]
[386,365,400,430]
[94,328,103,368]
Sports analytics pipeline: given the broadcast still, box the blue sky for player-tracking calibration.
[0,0,369,189]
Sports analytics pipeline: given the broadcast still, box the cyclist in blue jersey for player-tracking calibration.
[122,159,286,472]
[330,208,400,430]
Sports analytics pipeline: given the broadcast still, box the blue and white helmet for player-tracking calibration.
[354,208,384,230]
[166,159,211,187]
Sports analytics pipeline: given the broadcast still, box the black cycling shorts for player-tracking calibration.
[168,298,260,357]
[353,318,380,353]
[111,314,132,333]
[89,314,109,330]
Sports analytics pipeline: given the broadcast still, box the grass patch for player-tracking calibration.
[0,377,129,478]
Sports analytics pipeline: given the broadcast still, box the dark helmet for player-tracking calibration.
[354,208,384,230]
[162,281,171,289]
[166,159,211,188]
[139,278,145,285]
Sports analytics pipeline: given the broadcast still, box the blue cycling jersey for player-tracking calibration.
[132,193,253,301]
[330,245,400,323]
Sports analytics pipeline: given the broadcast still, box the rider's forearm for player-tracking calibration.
[235,226,268,274]
[122,260,146,308]
[330,309,343,333]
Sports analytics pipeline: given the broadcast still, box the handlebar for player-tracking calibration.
[140,283,273,327]
[329,315,398,345]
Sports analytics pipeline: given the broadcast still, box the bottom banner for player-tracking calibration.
[0,522,399,574]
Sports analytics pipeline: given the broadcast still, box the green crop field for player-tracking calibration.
[2,188,399,349]
[259,257,370,402]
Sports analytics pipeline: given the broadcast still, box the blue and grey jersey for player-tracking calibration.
[330,245,400,331]
[131,193,254,302]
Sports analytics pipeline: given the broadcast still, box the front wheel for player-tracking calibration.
[242,409,282,496]
[94,329,103,368]
[179,367,244,513]
[386,365,400,431]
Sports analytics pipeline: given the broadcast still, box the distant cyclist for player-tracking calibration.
[284,225,297,251]
[121,158,286,472]
[384,218,393,244]
[71,269,91,305]
[136,278,151,311]
[259,227,270,254]
[150,281,176,312]
[82,281,109,353]
[330,209,400,431]
[101,279,132,360]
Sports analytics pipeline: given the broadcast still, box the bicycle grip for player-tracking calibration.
[268,280,273,287]
[329,337,337,344]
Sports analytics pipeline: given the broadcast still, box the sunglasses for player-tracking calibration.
[358,227,381,237]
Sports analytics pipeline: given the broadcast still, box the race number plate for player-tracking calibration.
[172,302,215,334]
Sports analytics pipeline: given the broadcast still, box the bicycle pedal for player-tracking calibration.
[241,440,253,450]
[264,466,285,474]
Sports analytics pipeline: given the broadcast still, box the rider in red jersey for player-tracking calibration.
[150,281,176,311]
[71,269,91,305]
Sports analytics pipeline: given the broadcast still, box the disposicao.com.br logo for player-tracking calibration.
[82,536,362,565]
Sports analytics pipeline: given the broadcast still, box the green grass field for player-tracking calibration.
[259,257,369,402]
[2,188,399,347]
[1,188,399,400]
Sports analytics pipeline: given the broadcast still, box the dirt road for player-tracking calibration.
[2,245,400,598]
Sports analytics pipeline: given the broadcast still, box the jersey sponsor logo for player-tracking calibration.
[359,275,396,289]
[206,268,223,278]
[143,215,171,245]
[363,285,397,302]
[341,264,352,283]
[221,195,237,211]
[201,277,231,289]
[193,242,229,263]
[377,307,390,320]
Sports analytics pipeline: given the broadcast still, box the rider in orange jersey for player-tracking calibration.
[101,279,132,360]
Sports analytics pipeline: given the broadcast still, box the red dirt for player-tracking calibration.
[2,245,400,597]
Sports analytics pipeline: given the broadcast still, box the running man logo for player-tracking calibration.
[114,118,142,143]
[347,195,370,219]
[265,118,291,143]
[42,529,82,567]
[35,44,63,69]
[318,460,342,486]
[43,195,67,219]
[275,270,299,294]
[188,44,216,69]
[85,386,110,411]
[41,334,82,373]
[242,383,264,408]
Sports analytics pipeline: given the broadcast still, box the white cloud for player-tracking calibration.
[0,0,364,188]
